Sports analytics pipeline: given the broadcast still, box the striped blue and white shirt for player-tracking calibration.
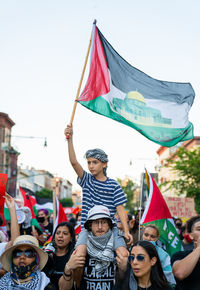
[78,171,127,228]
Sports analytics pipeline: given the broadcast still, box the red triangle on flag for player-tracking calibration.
[78,25,110,102]
[141,171,171,224]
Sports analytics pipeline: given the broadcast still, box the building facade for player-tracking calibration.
[0,113,18,196]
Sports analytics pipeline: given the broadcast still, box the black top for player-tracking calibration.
[43,251,72,290]
[171,249,200,290]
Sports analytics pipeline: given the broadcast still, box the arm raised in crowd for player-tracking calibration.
[4,193,20,249]
[64,125,84,179]
[172,238,200,280]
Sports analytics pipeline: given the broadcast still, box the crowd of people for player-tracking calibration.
[0,125,199,289]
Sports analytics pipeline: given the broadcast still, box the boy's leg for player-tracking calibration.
[113,227,129,257]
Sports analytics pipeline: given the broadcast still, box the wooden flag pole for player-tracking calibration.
[68,20,96,127]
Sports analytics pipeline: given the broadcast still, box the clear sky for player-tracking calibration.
[0,0,199,190]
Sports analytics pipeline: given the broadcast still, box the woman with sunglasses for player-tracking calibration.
[0,235,54,289]
[142,225,176,286]
[43,222,75,290]
[115,241,173,290]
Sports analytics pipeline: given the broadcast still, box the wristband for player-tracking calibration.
[64,264,72,277]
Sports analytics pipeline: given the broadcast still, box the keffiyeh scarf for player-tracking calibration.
[87,229,115,274]
[0,271,50,290]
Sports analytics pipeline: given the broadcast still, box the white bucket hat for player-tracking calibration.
[84,205,114,229]
[0,235,48,272]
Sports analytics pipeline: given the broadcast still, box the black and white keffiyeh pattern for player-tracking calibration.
[85,148,108,176]
[0,271,50,290]
[87,229,115,274]
[85,149,108,163]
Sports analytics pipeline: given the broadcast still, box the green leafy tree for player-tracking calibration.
[161,147,200,213]
[36,188,53,199]
[117,178,137,213]
[59,198,73,207]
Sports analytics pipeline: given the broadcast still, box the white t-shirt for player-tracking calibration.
[0,242,7,256]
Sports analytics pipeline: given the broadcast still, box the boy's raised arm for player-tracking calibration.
[64,125,84,179]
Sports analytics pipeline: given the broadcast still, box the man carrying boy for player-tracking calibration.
[64,125,132,255]
[59,205,117,290]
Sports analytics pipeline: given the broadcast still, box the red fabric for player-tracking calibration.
[0,174,8,226]
[72,206,81,215]
[19,187,36,218]
[142,173,172,224]
[75,224,81,235]
[57,200,68,224]
[53,198,68,233]
[79,26,110,102]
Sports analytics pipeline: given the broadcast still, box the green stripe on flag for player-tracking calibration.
[80,96,193,147]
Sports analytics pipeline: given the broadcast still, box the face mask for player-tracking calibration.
[50,218,53,224]
[176,223,182,228]
[37,216,45,223]
[12,260,37,279]
[183,234,193,243]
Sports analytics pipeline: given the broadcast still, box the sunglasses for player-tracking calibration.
[12,249,36,258]
[128,254,145,263]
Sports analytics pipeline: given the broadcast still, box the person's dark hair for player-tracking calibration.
[127,213,133,222]
[0,216,3,227]
[189,216,200,232]
[76,211,81,221]
[132,241,169,290]
[87,218,113,231]
[53,222,75,254]
[69,217,76,228]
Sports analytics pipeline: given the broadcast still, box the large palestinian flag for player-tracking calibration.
[78,23,195,147]
[140,169,182,256]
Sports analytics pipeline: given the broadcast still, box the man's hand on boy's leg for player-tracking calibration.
[116,246,129,258]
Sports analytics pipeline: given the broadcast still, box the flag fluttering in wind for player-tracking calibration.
[53,197,68,233]
[19,187,42,231]
[19,187,37,218]
[78,23,195,147]
[140,169,182,256]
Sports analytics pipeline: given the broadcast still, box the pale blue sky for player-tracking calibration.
[1,0,199,189]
